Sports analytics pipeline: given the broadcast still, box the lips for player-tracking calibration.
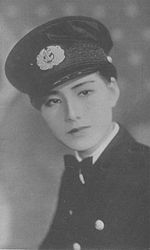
[68,126,90,134]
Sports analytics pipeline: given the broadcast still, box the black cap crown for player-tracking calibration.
[5,16,117,104]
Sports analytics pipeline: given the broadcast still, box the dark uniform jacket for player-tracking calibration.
[39,126,150,250]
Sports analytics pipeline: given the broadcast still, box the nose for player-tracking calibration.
[65,97,81,122]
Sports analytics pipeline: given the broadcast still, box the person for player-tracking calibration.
[5,16,149,250]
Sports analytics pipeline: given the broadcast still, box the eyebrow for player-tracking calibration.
[47,90,59,96]
[47,80,95,96]
[71,80,95,90]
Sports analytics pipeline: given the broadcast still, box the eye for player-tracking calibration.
[79,89,93,96]
[44,98,62,107]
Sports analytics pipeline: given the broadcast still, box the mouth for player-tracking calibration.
[67,126,90,134]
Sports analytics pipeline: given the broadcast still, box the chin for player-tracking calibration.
[56,134,102,152]
[62,140,96,152]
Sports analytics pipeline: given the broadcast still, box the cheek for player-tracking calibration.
[41,111,63,134]
[85,94,111,120]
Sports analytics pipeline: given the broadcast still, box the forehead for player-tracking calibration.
[51,72,103,93]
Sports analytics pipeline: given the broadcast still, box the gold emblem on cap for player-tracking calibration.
[36,45,65,70]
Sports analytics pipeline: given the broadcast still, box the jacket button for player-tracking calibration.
[73,242,81,250]
[95,219,104,230]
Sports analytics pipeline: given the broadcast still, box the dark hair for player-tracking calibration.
[97,63,117,83]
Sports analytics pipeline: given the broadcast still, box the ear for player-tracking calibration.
[107,77,120,107]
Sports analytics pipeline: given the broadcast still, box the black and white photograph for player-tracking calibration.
[0,0,150,249]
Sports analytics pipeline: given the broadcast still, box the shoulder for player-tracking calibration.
[116,124,150,157]
[103,125,149,185]
[124,128,150,162]
[114,126,150,187]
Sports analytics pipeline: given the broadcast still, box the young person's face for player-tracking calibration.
[41,72,120,156]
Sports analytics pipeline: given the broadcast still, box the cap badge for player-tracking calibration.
[36,45,65,70]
